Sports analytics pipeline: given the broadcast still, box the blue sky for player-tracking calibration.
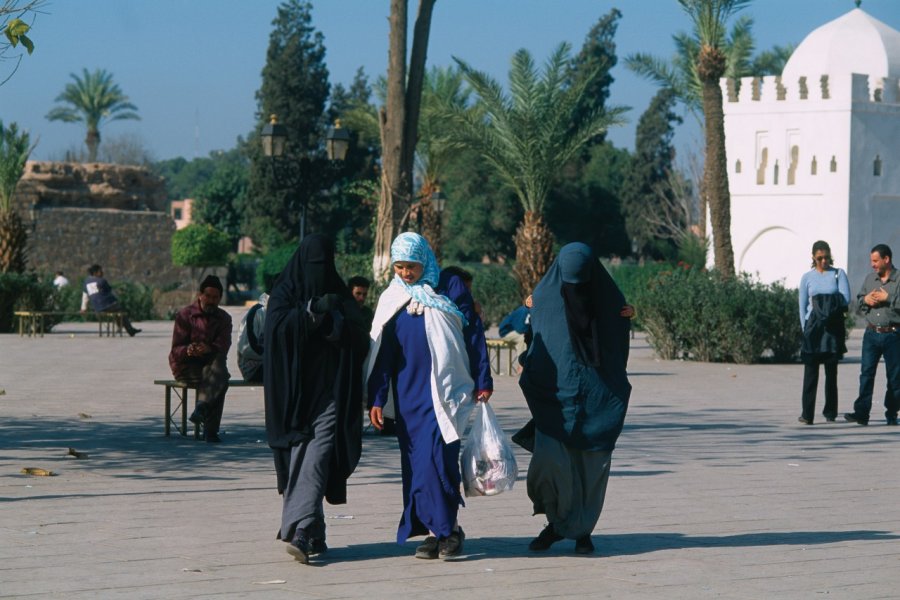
[2,0,897,163]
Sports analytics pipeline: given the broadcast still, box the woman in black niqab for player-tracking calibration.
[517,242,632,555]
[263,234,370,563]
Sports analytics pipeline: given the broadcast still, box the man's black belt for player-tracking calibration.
[867,324,899,333]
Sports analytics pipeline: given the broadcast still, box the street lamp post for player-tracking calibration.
[260,115,350,242]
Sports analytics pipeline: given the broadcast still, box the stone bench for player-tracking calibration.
[153,379,261,438]
[14,310,128,337]
[485,338,519,376]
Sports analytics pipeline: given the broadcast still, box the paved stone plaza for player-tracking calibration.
[2,309,899,599]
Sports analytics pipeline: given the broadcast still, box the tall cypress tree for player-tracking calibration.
[245,0,331,248]
[620,88,683,258]
[568,8,621,147]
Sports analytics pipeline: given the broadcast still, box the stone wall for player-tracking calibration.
[27,207,186,289]
[14,161,233,313]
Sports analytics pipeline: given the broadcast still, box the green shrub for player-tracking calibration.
[609,261,671,331]
[52,277,159,321]
[171,224,231,267]
[256,244,297,293]
[465,263,520,329]
[114,281,158,321]
[0,272,56,332]
[336,253,373,284]
[635,266,803,363]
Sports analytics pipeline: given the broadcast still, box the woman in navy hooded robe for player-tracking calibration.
[518,242,633,554]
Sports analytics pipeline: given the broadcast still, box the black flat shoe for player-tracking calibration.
[415,536,438,559]
[844,412,869,426]
[439,527,465,559]
[797,416,812,425]
[529,523,563,552]
[309,538,327,556]
[575,535,594,554]
[286,532,310,564]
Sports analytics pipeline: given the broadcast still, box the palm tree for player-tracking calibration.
[442,43,626,295]
[46,68,140,163]
[414,65,470,255]
[626,1,750,276]
[682,0,751,277]
[0,121,34,273]
[626,15,755,120]
[626,8,791,267]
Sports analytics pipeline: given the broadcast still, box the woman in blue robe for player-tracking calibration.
[517,242,633,555]
[366,233,483,560]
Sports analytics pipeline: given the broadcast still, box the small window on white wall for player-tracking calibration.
[756,131,769,185]
[788,146,799,185]
[773,160,780,185]
[874,155,882,176]
[735,159,742,174]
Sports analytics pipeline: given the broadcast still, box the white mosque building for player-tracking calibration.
[721,6,900,294]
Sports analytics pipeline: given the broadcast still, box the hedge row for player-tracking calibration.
[622,264,802,363]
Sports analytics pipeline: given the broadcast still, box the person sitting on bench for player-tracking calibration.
[168,275,232,443]
[80,264,141,336]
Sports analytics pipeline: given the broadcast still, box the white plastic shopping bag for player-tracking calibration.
[461,402,518,497]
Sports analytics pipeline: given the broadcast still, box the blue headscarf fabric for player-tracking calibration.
[390,232,466,324]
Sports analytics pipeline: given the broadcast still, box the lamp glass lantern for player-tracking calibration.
[325,119,351,161]
[261,114,287,158]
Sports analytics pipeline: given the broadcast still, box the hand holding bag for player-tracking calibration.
[461,402,518,497]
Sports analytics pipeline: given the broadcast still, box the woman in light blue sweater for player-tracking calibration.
[798,240,851,424]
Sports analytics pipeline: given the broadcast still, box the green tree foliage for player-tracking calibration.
[171,224,231,268]
[193,163,248,249]
[441,147,520,263]
[626,12,759,119]
[0,120,33,273]
[155,157,204,200]
[245,0,331,247]
[568,8,621,147]
[154,148,249,245]
[542,9,630,259]
[748,44,794,75]
[620,88,683,258]
[546,142,632,257]
[442,43,627,295]
[45,68,140,163]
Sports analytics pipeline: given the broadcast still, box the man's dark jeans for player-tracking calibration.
[853,329,900,420]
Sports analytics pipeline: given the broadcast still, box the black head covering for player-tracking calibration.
[517,242,631,452]
[199,275,223,294]
[270,234,349,305]
[263,234,369,504]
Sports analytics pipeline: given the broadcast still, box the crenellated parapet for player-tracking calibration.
[722,73,900,107]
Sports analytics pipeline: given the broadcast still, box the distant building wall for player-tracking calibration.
[170,198,194,230]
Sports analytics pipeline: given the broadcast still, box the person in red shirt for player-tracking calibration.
[169,275,233,443]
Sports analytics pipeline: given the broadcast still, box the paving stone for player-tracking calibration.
[2,312,898,598]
